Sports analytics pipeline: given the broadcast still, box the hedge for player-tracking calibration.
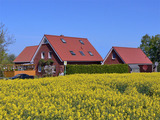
[157,63,160,72]
[66,64,129,75]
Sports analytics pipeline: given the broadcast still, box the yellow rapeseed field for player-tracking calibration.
[0,73,160,119]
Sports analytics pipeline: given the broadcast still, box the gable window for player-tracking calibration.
[48,51,52,59]
[44,38,49,44]
[79,40,84,45]
[88,51,93,56]
[70,51,76,55]
[112,52,116,59]
[79,51,85,56]
[41,52,45,59]
[61,38,66,43]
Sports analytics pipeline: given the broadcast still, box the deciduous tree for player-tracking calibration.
[140,34,160,63]
[0,23,15,64]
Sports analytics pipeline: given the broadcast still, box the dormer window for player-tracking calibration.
[70,51,76,55]
[61,38,66,43]
[41,52,45,59]
[79,40,84,45]
[79,51,85,56]
[88,51,93,56]
[112,52,116,59]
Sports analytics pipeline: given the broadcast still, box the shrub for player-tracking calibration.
[45,59,54,65]
[66,64,129,74]
[157,62,160,72]
[38,59,46,66]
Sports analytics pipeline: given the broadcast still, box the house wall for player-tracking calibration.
[34,44,63,76]
[103,50,124,64]
[129,65,152,73]
[139,65,152,72]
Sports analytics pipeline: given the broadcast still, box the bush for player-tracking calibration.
[66,64,129,75]
[38,59,46,66]
[45,59,54,65]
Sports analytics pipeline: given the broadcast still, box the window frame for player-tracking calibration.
[79,51,85,56]
[38,65,42,72]
[48,51,52,59]
[44,39,49,44]
[61,38,66,43]
[79,40,84,45]
[41,52,45,59]
[88,51,94,56]
[112,52,116,59]
[70,51,76,56]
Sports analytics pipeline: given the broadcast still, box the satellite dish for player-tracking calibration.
[155,62,159,66]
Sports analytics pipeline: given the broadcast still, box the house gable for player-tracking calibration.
[33,43,63,76]
[31,35,62,63]
[102,48,124,65]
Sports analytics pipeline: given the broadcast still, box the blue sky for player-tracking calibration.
[0,0,160,58]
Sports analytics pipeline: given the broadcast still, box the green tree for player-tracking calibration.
[0,23,15,64]
[140,34,160,63]
[7,54,16,63]
[0,23,15,77]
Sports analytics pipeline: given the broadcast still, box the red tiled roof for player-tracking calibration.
[113,47,152,64]
[14,46,38,63]
[45,35,103,62]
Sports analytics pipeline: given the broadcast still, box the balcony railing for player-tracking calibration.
[0,64,36,77]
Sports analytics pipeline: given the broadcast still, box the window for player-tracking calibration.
[48,51,52,59]
[61,38,66,43]
[88,51,93,56]
[44,39,48,44]
[38,65,42,72]
[79,51,85,56]
[70,51,76,55]
[41,52,45,59]
[79,40,84,45]
[112,52,116,59]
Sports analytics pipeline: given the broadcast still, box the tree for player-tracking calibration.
[0,23,15,77]
[140,34,160,63]
[7,54,16,63]
[0,23,15,64]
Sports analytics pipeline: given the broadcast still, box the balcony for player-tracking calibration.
[1,64,36,77]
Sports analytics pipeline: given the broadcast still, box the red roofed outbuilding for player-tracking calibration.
[102,47,153,72]
[14,35,103,76]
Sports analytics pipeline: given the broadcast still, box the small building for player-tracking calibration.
[102,47,153,72]
[13,35,103,76]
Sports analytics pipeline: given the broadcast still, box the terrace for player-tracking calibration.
[0,64,36,77]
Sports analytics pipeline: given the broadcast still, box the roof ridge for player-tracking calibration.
[113,46,139,49]
[44,34,87,39]
[26,45,39,48]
